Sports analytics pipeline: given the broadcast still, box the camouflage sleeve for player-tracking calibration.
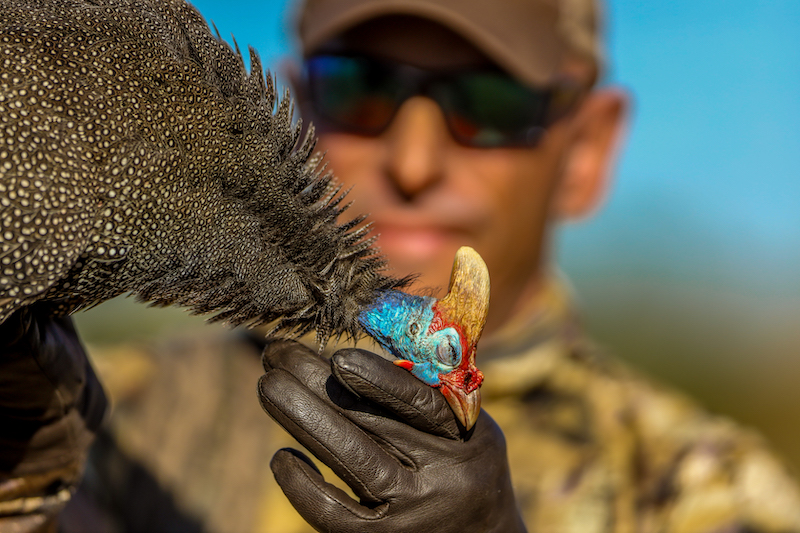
[0,308,107,533]
[76,331,285,533]
[482,340,800,532]
[628,376,800,532]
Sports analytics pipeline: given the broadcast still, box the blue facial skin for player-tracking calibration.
[358,290,463,387]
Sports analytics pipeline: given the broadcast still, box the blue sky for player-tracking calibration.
[189,0,800,298]
[575,0,800,297]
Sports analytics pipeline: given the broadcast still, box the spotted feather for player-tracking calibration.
[0,0,408,344]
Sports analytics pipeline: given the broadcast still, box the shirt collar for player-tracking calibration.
[479,271,584,398]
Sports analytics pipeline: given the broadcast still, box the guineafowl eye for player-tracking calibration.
[436,336,461,368]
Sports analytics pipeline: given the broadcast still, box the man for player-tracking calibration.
[265,0,800,530]
[2,1,799,533]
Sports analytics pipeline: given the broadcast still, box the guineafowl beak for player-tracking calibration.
[439,369,482,430]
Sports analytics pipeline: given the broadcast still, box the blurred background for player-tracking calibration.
[75,0,800,471]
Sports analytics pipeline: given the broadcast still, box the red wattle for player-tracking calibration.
[394,359,415,370]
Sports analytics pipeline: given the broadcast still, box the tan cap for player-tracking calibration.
[297,0,602,87]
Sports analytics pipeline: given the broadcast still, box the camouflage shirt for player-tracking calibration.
[70,277,800,533]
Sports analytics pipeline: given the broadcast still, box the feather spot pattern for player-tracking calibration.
[0,0,410,345]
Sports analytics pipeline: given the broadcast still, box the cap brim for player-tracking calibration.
[299,0,566,86]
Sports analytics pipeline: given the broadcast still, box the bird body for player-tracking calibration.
[0,0,404,342]
[0,0,488,427]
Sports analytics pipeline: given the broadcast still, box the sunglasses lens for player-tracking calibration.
[305,55,581,148]
[435,73,551,147]
[306,56,400,134]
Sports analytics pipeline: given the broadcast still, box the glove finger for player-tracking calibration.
[331,348,461,440]
[262,338,323,375]
[262,338,384,416]
[270,448,385,528]
[258,370,408,504]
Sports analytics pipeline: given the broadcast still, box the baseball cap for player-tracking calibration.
[296,0,602,87]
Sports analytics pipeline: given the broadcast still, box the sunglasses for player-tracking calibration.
[302,54,585,148]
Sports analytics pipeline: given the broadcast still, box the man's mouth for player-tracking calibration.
[374,225,457,260]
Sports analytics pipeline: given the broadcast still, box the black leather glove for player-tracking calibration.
[258,339,526,533]
[0,306,107,531]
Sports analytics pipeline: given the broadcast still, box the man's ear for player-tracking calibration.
[554,88,630,220]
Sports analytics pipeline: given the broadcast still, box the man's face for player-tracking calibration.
[300,18,585,332]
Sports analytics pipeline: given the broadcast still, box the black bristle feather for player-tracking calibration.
[0,0,410,344]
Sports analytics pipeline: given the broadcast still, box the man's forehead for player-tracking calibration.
[316,16,493,71]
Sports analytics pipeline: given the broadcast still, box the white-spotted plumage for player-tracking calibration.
[0,0,408,344]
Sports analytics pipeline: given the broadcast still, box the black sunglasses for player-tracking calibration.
[302,54,585,148]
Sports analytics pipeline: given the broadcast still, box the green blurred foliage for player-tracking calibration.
[571,276,800,475]
[73,295,211,345]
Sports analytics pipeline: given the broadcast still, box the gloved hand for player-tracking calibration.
[0,306,107,531]
[258,339,526,533]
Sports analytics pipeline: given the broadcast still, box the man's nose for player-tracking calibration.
[383,96,449,200]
